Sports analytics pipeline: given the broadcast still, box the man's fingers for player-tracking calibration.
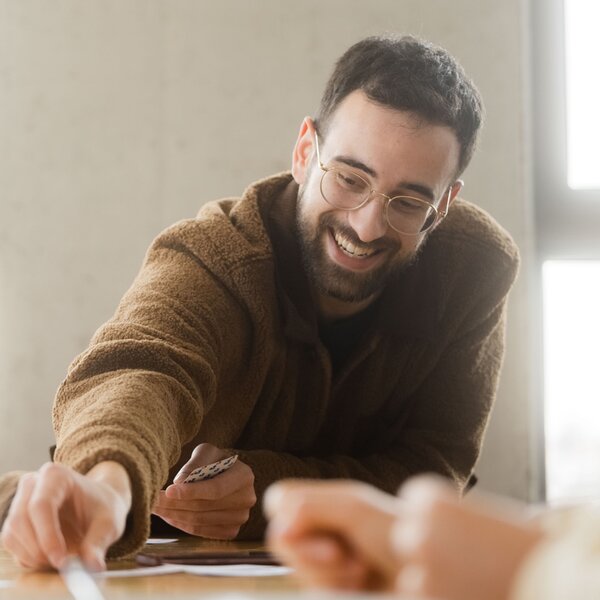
[1,473,52,569]
[79,514,121,571]
[1,505,49,568]
[173,443,227,482]
[155,486,255,511]
[158,457,255,539]
[154,494,249,512]
[2,462,131,573]
[158,515,241,540]
[166,462,255,501]
[28,464,72,568]
[153,505,250,527]
[2,533,43,569]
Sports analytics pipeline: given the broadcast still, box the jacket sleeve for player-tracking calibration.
[0,471,25,529]
[51,222,251,558]
[509,506,600,600]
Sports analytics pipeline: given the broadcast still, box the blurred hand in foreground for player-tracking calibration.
[265,475,543,600]
[265,479,398,591]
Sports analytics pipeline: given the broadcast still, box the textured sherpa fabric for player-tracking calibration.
[0,472,23,527]
[0,172,519,558]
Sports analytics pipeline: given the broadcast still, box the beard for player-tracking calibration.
[296,188,423,304]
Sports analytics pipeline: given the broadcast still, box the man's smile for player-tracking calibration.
[325,226,388,272]
[332,229,379,257]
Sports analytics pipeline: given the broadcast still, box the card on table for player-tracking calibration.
[182,454,238,483]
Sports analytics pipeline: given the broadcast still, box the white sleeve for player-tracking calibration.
[510,505,600,600]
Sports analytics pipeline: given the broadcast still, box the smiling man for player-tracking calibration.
[294,91,463,319]
[0,34,519,570]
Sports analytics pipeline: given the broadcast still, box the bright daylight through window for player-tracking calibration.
[564,0,600,189]
[543,261,600,503]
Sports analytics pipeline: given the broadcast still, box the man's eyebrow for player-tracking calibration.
[332,155,377,178]
[400,183,435,202]
[331,154,436,202]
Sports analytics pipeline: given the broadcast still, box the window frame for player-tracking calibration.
[533,0,600,260]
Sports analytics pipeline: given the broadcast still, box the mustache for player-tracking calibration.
[317,213,396,252]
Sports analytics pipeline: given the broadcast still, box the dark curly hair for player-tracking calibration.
[316,34,484,176]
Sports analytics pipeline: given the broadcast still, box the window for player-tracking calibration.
[543,261,600,503]
[564,0,600,189]
[534,0,600,503]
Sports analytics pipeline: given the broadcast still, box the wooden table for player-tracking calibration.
[0,537,301,599]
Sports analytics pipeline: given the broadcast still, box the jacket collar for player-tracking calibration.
[258,174,437,344]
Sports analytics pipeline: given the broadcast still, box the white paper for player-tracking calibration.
[99,563,292,579]
[190,593,405,600]
[181,564,293,577]
[0,580,15,589]
[101,564,182,578]
[146,538,178,544]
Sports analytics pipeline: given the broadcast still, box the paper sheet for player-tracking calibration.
[182,564,292,577]
[146,538,179,544]
[102,564,182,578]
[0,581,15,589]
[101,563,292,578]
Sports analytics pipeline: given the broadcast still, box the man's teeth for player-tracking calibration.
[333,231,376,257]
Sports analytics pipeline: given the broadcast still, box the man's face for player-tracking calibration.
[292,90,462,311]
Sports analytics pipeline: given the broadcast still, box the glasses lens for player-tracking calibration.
[320,167,370,209]
[387,196,437,235]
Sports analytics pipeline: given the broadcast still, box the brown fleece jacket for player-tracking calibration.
[0,173,519,558]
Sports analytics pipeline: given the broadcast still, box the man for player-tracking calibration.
[265,476,599,600]
[0,34,519,570]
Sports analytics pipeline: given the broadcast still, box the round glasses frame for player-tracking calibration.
[313,131,450,236]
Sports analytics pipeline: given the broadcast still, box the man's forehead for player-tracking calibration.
[321,92,461,188]
[326,90,422,129]
[325,91,454,141]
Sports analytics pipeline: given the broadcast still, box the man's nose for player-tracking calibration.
[347,193,388,242]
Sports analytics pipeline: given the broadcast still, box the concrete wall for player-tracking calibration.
[0,0,538,501]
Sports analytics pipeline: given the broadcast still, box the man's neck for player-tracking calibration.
[316,291,380,323]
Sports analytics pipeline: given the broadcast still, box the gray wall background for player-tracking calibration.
[0,1,540,501]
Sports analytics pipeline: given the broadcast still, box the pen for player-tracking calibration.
[59,556,107,600]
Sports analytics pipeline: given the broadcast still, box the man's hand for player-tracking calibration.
[264,480,398,591]
[0,461,131,571]
[392,476,544,600]
[152,443,256,539]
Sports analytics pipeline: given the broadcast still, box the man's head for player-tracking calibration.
[316,34,483,177]
[291,35,483,320]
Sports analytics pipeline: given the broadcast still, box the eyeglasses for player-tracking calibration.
[313,132,449,236]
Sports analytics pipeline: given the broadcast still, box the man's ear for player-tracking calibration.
[449,179,464,206]
[291,117,316,185]
[432,179,463,231]
[440,179,464,214]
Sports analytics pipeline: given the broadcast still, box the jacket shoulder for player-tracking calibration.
[153,173,294,271]
[420,199,520,319]
[432,198,520,273]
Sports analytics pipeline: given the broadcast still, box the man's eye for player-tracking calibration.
[335,171,366,191]
[393,197,425,212]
